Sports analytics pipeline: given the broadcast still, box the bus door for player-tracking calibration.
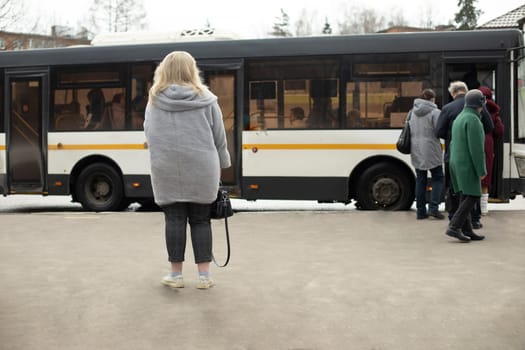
[5,70,49,194]
[444,59,507,200]
[200,59,243,194]
[510,46,525,196]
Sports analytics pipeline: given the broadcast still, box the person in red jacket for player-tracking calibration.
[471,86,505,228]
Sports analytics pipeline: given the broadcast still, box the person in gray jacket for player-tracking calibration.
[408,89,444,220]
[144,51,231,290]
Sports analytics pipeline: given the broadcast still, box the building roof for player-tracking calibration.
[478,4,525,29]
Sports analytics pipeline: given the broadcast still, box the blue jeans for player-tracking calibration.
[415,166,444,217]
[162,202,212,264]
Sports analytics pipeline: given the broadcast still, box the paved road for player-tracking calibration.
[0,198,524,350]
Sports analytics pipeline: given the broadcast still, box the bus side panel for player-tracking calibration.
[242,176,348,201]
[241,129,409,202]
[47,131,152,198]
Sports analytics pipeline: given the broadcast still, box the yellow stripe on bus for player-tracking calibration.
[1,143,399,151]
[242,144,397,150]
[48,144,147,150]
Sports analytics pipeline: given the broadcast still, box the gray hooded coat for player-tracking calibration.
[408,98,443,170]
[144,84,231,206]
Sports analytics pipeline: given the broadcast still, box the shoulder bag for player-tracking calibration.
[210,189,233,267]
[396,110,412,154]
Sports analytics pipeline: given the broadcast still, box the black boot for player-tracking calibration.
[463,231,485,241]
[446,227,471,242]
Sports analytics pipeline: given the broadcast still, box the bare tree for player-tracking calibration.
[386,8,409,28]
[89,0,147,34]
[0,0,25,31]
[418,4,435,28]
[339,6,385,34]
[294,8,316,36]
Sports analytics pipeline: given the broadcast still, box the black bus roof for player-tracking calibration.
[0,29,522,68]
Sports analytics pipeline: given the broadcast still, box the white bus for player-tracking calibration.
[0,29,524,211]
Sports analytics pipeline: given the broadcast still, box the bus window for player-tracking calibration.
[131,64,153,130]
[248,58,339,130]
[52,65,125,131]
[53,89,84,130]
[249,81,277,130]
[283,79,339,129]
[284,80,307,128]
[208,73,235,185]
[349,60,430,129]
[307,79,338,129]
[53,87,125,131]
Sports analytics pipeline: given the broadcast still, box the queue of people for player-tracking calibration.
[408,80,504,243]
[145,50,504,292]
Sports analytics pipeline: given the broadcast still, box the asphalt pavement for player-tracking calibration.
[0,198,524,350]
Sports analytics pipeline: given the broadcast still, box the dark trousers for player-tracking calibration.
[471,198,481,224]
[162,202,212,264]
[444,162,460,220]
[449,194,479,233]
[415,166,444,217]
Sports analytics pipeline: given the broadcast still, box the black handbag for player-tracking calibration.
[210,189,233,219]
[210,189,233,267]
[396,111,412,154]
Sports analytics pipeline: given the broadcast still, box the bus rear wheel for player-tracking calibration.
[355,162,413,211]
[76,163,126,211]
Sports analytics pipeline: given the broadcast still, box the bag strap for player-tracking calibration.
[212,214,231,268]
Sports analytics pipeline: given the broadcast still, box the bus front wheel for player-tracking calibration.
[355,162,413,211]
[76,163,126,211]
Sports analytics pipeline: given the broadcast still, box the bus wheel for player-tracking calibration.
[76,163,126,211]
[355,162,413,211]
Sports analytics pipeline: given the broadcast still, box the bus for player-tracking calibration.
[0,29,524,211]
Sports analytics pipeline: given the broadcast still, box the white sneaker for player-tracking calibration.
[481,194,489,216]
[162,274,184,288]
[196,275,214,289]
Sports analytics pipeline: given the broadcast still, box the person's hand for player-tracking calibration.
[83,113,92,128]
[480,175,486,180]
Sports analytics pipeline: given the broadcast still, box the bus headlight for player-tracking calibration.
[515,157,525,178]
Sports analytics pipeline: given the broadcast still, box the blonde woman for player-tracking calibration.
[144,51,231,289]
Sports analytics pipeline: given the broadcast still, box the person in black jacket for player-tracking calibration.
[435,81,494,220]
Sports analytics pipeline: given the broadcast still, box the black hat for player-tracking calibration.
[465,89,486,108]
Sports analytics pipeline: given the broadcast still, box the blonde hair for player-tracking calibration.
[149,51,206,101]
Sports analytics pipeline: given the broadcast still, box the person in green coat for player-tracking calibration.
[446,89,488,242]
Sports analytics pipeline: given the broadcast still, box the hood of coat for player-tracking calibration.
[152,84,217,112]
[412,98,437,117]
[485,99,500,115]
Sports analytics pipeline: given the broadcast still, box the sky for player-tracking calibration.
[23,0,525,38]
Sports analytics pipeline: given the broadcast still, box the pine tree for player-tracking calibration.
[454,0,482,30]
[270,8,292,37]
[322,18,332,34]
